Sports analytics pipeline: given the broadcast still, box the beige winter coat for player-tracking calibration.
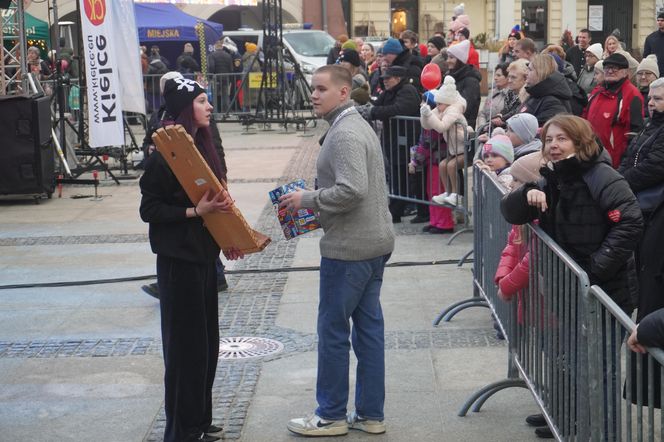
[420,98,468,157]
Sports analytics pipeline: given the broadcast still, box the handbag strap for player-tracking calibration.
[632,123,664,166]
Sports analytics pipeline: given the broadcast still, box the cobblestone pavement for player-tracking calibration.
[0,125,499,441]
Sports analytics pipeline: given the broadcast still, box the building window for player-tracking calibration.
[522,0,547,49]
[390,0,418,37]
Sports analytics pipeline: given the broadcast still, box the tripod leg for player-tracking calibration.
[51,128,72,177]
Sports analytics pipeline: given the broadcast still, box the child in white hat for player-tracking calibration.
[421,76,469,207]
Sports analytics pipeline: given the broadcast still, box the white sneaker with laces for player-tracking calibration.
[287,413,348,437]
[443,193,462,207]
[431,192,449,205]
[347,411,386,434]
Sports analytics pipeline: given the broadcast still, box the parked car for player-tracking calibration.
[223,29,335,83]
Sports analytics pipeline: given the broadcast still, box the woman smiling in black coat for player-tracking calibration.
[501,115,643,312]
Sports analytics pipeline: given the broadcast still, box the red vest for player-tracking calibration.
[584,81,643,168]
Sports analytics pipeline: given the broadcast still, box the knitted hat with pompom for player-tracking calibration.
[483,128,514,164]
[435,76,460,105]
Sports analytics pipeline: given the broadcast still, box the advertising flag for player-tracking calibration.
[79,0,124,147]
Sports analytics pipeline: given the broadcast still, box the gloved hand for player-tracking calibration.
[355,103,373,120]
[420,103,432,118]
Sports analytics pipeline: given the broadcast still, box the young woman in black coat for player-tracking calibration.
[501,115,643,312]
[445,40,481,128]
[520,54,573,126]
[139,78,243,442]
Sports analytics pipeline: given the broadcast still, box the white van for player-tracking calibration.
[223,29,335,83]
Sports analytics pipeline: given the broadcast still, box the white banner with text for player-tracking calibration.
[80,0,124,147]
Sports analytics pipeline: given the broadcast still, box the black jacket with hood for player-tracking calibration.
[448,63,482,129]
[522,71,573,126]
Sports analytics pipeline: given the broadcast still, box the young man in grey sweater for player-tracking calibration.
[280,65,395,437]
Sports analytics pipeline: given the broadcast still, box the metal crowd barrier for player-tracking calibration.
[440,168,664,441]
[142,71,313,121]
[439,168,593,440]
[586,285,664,441]
[383,116,474,245]
[433,164,500,325]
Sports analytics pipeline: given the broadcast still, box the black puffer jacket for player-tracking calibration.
[522,71,573,126]
[390,50,423,92]
[448,63,482,128]
[618,109,664,194]
[501,148,643,312]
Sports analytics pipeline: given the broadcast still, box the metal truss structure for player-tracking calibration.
[1,0,28,95]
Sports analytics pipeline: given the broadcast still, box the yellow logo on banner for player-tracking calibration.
[84,0,106,26]
[249,72,277,89]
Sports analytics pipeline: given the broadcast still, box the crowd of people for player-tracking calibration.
[316,6,664,439]
[140,39,260,114]
[22,7,662,439]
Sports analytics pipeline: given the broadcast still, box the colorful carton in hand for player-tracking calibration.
[269,180,321,240]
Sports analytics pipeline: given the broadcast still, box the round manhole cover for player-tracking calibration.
[219,337,284,360]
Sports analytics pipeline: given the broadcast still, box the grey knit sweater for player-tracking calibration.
[300,102,395,261]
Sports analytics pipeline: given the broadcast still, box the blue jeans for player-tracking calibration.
[315,254,390,421]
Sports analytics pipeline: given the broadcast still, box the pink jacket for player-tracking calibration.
[494,224,529,298]
[420,99,468,156]
[494,224,530,323]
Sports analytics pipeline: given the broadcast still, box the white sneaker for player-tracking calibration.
[347,411,386,434]
[431,192,449,205]
[287,413,349,437]
[443,193,462,207]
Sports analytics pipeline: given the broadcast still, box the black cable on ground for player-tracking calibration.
[0,258,472,291]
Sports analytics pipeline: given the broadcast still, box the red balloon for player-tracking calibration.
[421,63,441,91]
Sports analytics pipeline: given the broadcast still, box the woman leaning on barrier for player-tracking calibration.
[500,114,643,313]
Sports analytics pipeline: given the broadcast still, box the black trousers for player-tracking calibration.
[157,255,219,442]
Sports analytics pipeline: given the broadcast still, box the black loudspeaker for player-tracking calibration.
[0,0,12,9]
[0,95,55,196]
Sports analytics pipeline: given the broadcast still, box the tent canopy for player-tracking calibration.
[2,12,50,42]
[134,3,223,44]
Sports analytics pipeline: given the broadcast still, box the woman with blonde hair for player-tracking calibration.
[604,35,620,59]
[520,54,572,125]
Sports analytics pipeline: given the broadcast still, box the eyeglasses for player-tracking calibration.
[603,66,624,73]
[637,72,656,77]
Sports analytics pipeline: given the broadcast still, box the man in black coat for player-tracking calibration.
[380,37,423,92]
[176,43,200,78]
[356,66,423,222]
[208,40,233,112]
[643,13,664,79]
[565,29,591,78]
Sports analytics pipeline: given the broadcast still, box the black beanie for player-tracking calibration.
[427,36,446,51]
[338,49,361,67]
[659,12,664,20]
[163,78,207,119]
